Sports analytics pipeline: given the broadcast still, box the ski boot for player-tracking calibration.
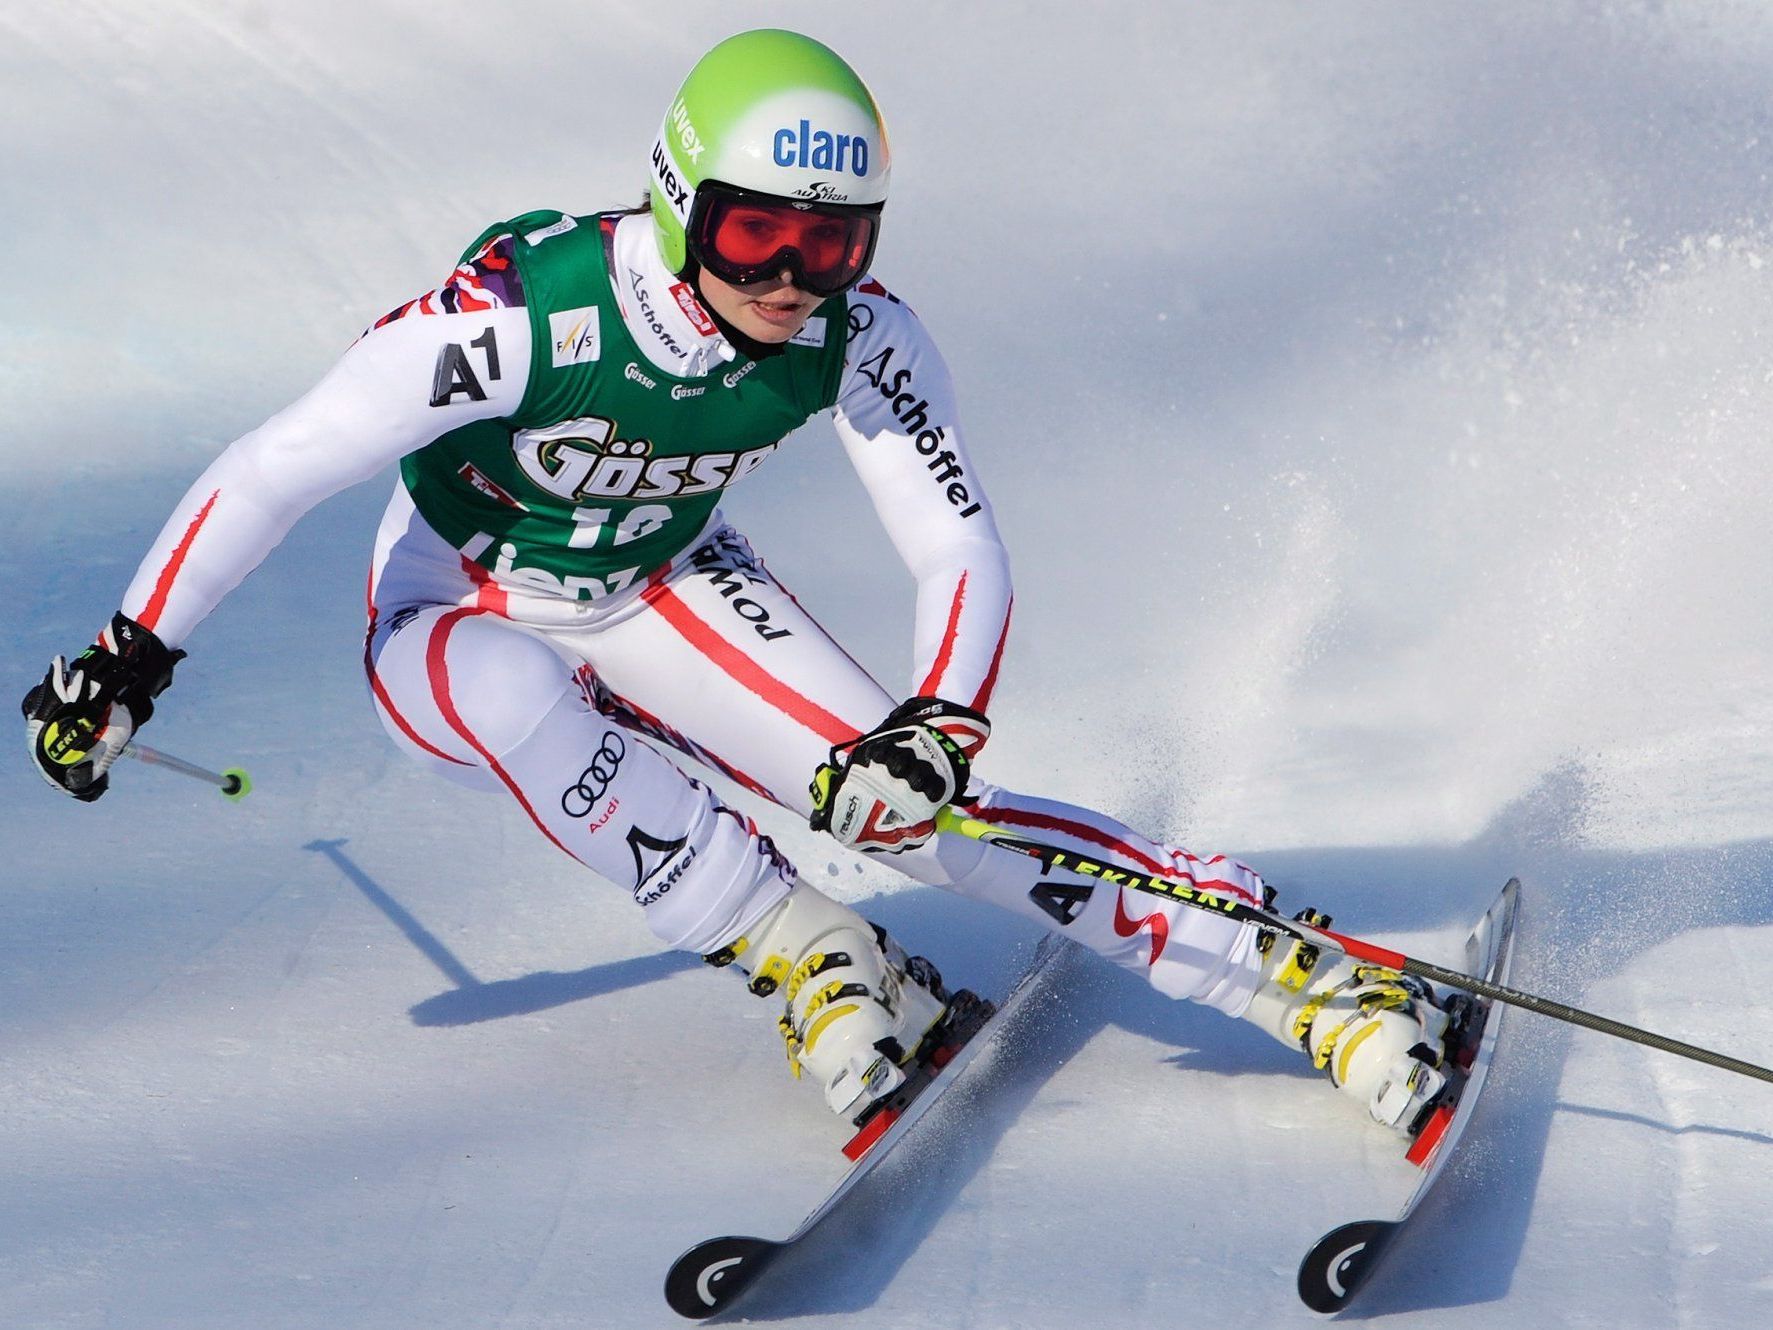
[1241,909,1453,1133]
[704,880,952,1120]
[837,981,997,1161]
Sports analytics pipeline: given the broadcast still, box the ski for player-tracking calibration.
[1296,877,1521,1315]
[663,932,1070,1320]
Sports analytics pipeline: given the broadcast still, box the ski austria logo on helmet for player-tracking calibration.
[795,180,855,203]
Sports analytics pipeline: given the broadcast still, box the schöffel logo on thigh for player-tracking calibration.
[627,826,697,907]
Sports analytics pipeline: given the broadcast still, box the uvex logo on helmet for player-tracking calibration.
[772,120,871,177]
[668,97,706,164]
[650,139,691,218]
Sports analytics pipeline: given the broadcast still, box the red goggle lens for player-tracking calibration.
[693,192,879,296]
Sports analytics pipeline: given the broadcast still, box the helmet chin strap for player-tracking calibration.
[682,257,792,363]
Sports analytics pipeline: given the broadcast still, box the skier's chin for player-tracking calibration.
[697,270,816,343]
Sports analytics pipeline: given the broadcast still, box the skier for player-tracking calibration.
[23,30,1450,1134]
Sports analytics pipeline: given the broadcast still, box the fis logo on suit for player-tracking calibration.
[549,306,601,368]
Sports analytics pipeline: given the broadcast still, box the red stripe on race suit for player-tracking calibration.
[425,608,575,856]
[365,627,470,767]
[461,556,509,614]
[362,572,470,767]
[970,596,1012,712]
[136,489,220,633]
[917,571,968,698]
[642,570,863,745]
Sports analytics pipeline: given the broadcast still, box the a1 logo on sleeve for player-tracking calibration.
[550,306,602,368]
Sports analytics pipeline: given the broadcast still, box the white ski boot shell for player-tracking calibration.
[709,881,950,1118]
[1241,914,1452,1131]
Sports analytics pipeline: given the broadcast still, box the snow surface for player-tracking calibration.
[6,2,1773,1326]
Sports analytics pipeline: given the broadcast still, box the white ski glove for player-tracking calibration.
[809,697,990,853]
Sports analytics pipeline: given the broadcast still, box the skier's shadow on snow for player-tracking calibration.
[303,838,698,1024]
[310,765,1773,1322]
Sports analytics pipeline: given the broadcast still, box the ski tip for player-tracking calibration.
[1296,1218,1397,1315]
[664,1234,780,1320]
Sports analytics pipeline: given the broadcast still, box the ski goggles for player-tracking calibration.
[687,182,883,298]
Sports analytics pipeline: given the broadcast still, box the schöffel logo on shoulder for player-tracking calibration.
[549,306,601,367]
[773,120,870,177]
[854,345,983,519]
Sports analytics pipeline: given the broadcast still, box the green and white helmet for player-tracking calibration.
[649,29,891,276]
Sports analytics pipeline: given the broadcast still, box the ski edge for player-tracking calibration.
[662,931,1072,1320]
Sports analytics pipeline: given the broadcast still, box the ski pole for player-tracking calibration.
[936,807,1773,1087]
[121,741,253,802]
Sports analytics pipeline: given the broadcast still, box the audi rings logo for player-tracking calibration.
[846,302,874,343]
[561,733,627,818]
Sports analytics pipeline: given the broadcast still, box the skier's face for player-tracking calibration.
[695,268,821,344]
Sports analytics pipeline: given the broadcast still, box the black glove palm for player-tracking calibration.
[22,613,184,802]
